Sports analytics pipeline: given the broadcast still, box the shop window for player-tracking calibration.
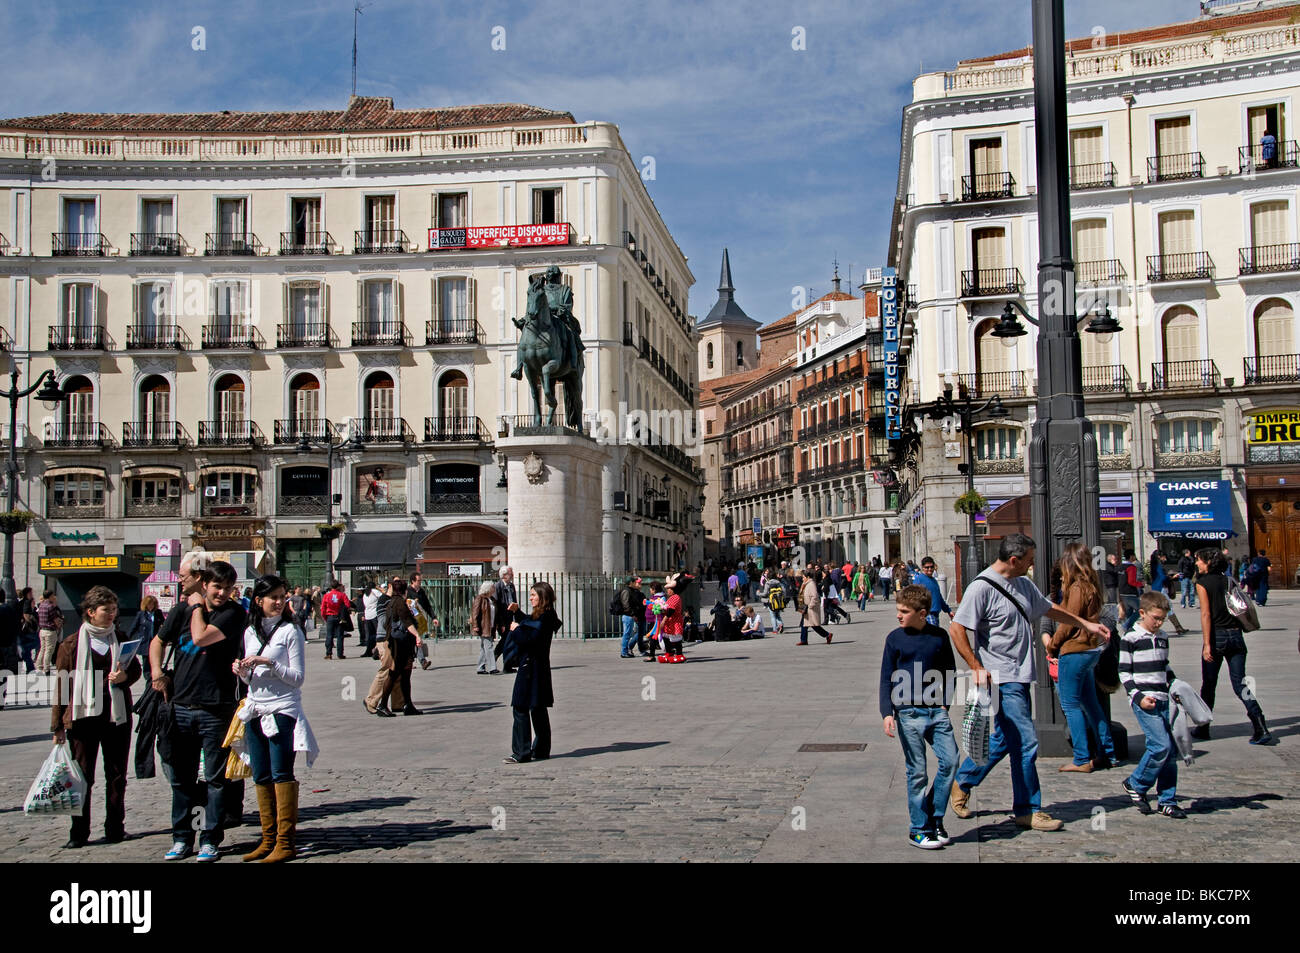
[1158,420,1216,453]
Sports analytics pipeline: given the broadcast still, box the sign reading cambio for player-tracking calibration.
[428,224,571,250]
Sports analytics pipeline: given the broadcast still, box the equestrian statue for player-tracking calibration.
[510,265,586,428]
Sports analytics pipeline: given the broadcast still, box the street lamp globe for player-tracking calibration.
[1084,304,1123,346]
[36,375,66,410]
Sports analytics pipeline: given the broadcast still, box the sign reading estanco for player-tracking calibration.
[1246,407,1300,444]
[39,555,122,572]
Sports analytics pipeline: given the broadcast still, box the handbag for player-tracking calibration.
[24,742,87,815]
[221,699,252,780]
[1224,577,1260,633]
[960,685,992,766]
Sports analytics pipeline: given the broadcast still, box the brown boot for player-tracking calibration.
[242,784,277,862]
[262,781,298,863]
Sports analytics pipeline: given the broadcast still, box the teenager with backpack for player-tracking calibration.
[764,574,787,633]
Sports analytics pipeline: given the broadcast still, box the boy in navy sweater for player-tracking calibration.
[880,584,959,849]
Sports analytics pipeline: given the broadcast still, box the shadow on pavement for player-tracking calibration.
[552,741,669,760]
[299,795,418,822]
[674,656,750,664]
[1194,715,1297,741]
[297,818,486,857]
[0,733,55,748]
[414,702,503,715]
[1187,791,1285,814]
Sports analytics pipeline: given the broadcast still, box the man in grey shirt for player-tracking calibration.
[948,533,1110,832]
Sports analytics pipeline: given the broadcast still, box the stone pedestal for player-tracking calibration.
[496,433,611,576]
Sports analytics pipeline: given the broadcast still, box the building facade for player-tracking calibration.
[0,96,700,589]
[888,5,1300,590]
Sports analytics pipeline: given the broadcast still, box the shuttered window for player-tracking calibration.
[1073,219,1107,264]
[972,227,1006,271]
[1158,211,1196,257]
[1070,127,1104,166]
[970,138,1003,175]
[1254,298,1295,358]
[976,320,1011,374]
[1162,306,1199,363]
[1250,201,1288,248]
[1155,117,1191,157]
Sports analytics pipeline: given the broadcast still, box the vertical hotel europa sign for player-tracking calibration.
[881,268,902,442]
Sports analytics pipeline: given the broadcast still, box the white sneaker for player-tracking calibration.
[908,832,944,850]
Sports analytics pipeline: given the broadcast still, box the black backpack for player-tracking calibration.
[609,589,626,617]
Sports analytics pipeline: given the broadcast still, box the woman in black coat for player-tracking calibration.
[503,581,560,764]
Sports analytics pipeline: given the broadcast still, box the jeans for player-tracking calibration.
[621,615,639,655]
[361,617,377,655]
[857,593,868,610]
[1119,595,1140,631]
[896,706,959,836]
[955,681,1041,817]
[1180,578,1196,608]
[769,607,784,631]
[1057,648,1115,765]
[1201,628,1264,721]
[324,615,344,657]
[243,712,297,784]
[168,704,232,847]
[512,705,551,760]
[477,636,498,673]
[1128,697,1177,805]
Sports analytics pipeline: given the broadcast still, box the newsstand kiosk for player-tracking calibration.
[38,553,143,639]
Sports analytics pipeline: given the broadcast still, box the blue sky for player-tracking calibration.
[1,0,1194,324]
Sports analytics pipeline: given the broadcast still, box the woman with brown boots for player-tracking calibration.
[233,574,318,862]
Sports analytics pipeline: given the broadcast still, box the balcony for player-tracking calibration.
[960,171,1015,201]
[960,267,1023,297]
[1238,141,1300,174]
[205,233,261,256]
[353,229,411,254]
[797,366,864,404]
[975,456,1024,475]
[279,230,334,255]
[125,497,181,519]
[723,430,793,464]
[1082,365,1132,394]
[351,321,410,347]
[622,322,636,347]
[1151,359,1221,391]
[125,322,188,350]
[202,321,262,349]
[1239,243,1300,276]
[425,319,483,346]
[1147,252,1213,283]
[273,418,337,444]
[353,417,415,444]
[1076,259,1126,285]
[424,492,482,514]
[0,233,9,255]
[957,370,1028,399]
[352,494,408,516]
[197,420,265,447]
[724,474,794,500]
[1099,452,1131,472]
[130,233,185,256]
[637,339,694,404]
[1244,353,1300,385]
[1154,448,1222,470]
[797,411,864,442]
[202,494,258,517]
[728,396,791,429]
[277,494,330,517]
[798,458,862,484]
[277,322,335,348]
[424,416,489,443]
[1070,161,1117,190]
[122,420,187,448]
[1148,152,1204,183]
[47,501,106,520]
[44,421,110,449]
[52,232,108,256]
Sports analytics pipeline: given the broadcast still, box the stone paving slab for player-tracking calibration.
[2,591,1296,862]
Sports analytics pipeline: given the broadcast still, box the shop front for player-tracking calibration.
[1245,406,1300,588]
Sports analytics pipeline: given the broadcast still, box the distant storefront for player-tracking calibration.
[1244,406,1300,589]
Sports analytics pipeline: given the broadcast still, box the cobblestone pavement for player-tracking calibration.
[2,592,1296,862]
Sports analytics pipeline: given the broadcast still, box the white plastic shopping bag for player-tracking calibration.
[24,742,87,816]
[960,685,992,767]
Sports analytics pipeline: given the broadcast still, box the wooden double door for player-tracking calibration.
[1248,487,1300,589]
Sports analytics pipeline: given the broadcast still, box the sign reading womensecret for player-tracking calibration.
[1146,479,1235,540]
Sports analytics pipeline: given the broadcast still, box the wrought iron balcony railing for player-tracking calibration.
[1238,141,1300,174]
[728,396,792,429]
[961,267,1023,297]
[723,431,793,463]
[352,417,415,444]
[960,171,1015,201]
[1069,161,1117,190]
[1081,365,1132,394]
[277,494,330,516]
[424,492,482,514]
[351,321,410,347]
[1147,251,1214,282]
[52,232,108,256]
[1076,259,1126,285]
[279,230,334,255]
[129,232,185,256]
[205,233,261,256]
[277,322,335,348]
[197,420,265,446]
[797,411,865,442]
[125,323,188,350]
[202,321,261,348]
[122,420,187,448]
[1150,359,1221,391]
[47,501,107,520]
[423,416,489,442]
[201,494,259,517]
[351,496,408,516]
[274,418,337,444]
[353,229,411,254]
[957,370,1028,399]
[798,458,863,484]
[1244,353,1300,385]
[44,421,110,449]
[425,318,483,345]
[48,326,108,350]
[1148,151,1204,182]
[1239,242,1300,275]
[125,497,181,519]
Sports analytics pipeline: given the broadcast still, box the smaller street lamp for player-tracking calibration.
[2,361,67,599]
[295,427,365,586]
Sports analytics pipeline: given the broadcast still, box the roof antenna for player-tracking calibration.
[352,2,373,100]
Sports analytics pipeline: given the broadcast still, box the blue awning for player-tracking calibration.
[1146,479,1236,540]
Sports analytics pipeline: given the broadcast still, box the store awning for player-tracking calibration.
[333,531,423,571]
[199,464,259,477]
[44,466,107,479]
[1147,479,1237,540]
[124,465,183,479]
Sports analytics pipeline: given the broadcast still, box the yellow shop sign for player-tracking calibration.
[1247,408,1300,444]
[39,555,122,572]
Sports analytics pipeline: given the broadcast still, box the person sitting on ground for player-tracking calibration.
[739,605,766,639]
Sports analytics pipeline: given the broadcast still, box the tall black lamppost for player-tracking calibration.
[295,427,364,587]
[1,363,66,600]
[927,381,1010,596]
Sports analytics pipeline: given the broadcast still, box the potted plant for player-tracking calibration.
[0,509,36,535]
[953,490,988,517]
[315,522,344,540]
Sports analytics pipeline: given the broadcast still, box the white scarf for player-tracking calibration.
[69,621,128,725]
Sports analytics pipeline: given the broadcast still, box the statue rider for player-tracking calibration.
[509,266,584,380]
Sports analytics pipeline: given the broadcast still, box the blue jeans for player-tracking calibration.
[324,615,344,656]
[1119,595,1140,631]
[243,712,297,784]
[955,681,1041,817]
[621,615,639,655]
[1128,697,1177,806]
[168,704,232,847]
[897,706,959,836]
[1201,628,1264,722]
[1057,648,1115,765]
[1180,578,1196,608]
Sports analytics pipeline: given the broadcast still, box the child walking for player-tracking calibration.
[880,584,959,849]
[1119,590,1186,819]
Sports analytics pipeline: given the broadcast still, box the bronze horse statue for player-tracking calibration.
[512,273,584,428]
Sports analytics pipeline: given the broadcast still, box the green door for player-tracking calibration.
[277,540,327,590]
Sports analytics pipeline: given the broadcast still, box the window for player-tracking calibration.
[361,278,396,332]
[975,427,1020,461]
[128,476,180,514]
[532,187,562,225]
[63,198,97,249]
[211,280,250,334]
[60,282,97,340]
[976,319,1011,376]
[1254,298,1294,359]
[214,375,246,442]
[286,281,322,336]
[365,195,396,240]
[290,197,322,244]
[435,192,467,228]
[48,474,105,515]
[217,198,247,238]
[970,137,1004,175]
[707,342,714,369]
[62,376,94,432]
[141,199,174,238]
[1158,210,1195,257]
[1073,219,1107,267]
[1069,127,1104,168]
[289,373,321,423]
[736,340,745,368]
[1247,104,1284,147]
[1094,422,1126,455]
[139,375,171,436]
[202,471,256,507]
[971,227,1007,272]
[1161,306,1199,364]
[435,277,473,331]
[1158,420,1216,453]
[365,371,395,421]
[1155,116,1192,161]
[439,370,469,422]
[1250,200,1288,249]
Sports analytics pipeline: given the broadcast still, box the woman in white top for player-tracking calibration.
[232,574,318,863]
[361,583,382,659]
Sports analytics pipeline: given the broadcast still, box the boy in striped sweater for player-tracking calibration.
[1119,590,1186,819]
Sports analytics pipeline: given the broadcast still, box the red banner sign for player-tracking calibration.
[428,224,571,250]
